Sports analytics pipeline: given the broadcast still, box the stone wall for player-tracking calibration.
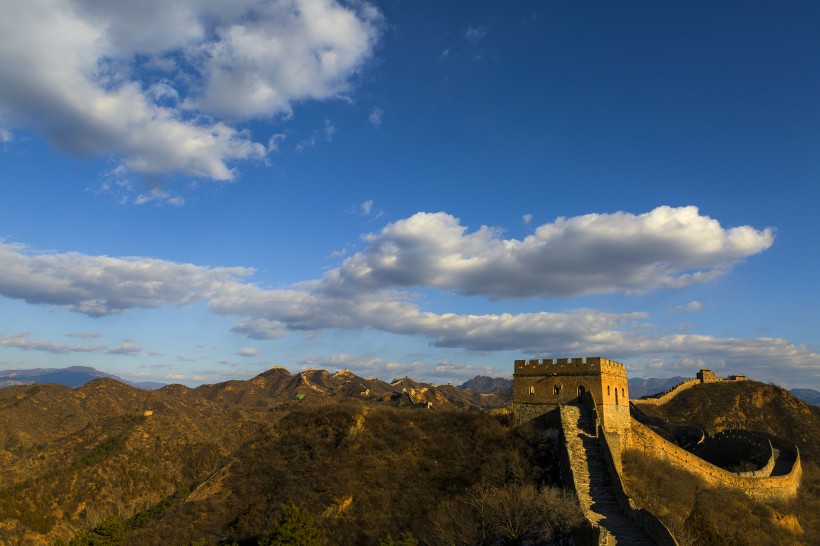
[632,378,699,406]
[627,419,801,501]
[511,403,560,427]
[692,429,773,475]
[635,371,750,408]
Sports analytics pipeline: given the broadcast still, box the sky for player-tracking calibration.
[0,1,818,390]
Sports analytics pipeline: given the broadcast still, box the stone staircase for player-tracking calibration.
[561,403,656,545]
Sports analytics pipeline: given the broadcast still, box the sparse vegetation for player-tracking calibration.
[1,373,816,545]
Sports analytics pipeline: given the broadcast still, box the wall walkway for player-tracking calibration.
[559,402,656,545]
[631,379,699,406]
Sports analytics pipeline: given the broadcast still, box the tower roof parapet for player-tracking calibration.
[514,356,626,376]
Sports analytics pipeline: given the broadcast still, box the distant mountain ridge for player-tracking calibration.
[4,367,817,406]
[456,375,690,400]
[458,373,819,406]
[0,366,164,390]
[459,375,513,401]
[789,388,820,406]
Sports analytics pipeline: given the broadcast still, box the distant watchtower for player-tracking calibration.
[513,357,630,435]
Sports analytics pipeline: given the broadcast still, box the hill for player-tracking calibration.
[0,366,164,390]
[0,367,513,545]
[636,380,819,461]
[626,380,820,545]
[2,369,817,545]
[790,388,820,406]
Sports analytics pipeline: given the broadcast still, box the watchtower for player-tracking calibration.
[513,357,630,435]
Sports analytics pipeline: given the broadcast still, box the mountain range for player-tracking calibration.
[0,366,164,390]
[0,366,817,544]
[4,366,817,406]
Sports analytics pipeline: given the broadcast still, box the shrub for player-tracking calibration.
[258,503,323,546]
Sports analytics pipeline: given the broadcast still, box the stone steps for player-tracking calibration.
[561,403,656,545]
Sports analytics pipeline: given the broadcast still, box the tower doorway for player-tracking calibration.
[577,385,585,400]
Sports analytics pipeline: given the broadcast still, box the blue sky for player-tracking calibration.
[0,1,818,389]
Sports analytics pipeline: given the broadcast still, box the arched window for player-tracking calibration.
[529,385,535,395]
[607,385,611,396]
[577,386,585,400]
[622,387,625,398]
[615,388,619,405]
[554,385,561,395]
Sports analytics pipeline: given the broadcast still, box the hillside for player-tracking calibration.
[636,380,819,462]
[3,370,817,545]
[626,380,820,545]
[0,367,511,545]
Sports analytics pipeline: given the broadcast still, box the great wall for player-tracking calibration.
[512,357,802,546]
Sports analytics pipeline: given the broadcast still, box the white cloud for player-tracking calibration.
[323,206,774,298]
[0,0,382,181]
[296,353,503,383]
[237,347,261,357]
[267,133,286,153]
[465,26,487,44]
[0,206,773,321]
[368,106,383,126]
[0,207,806,384]
[66,331,102,339]
[108,341,145,355]
[0,333,101,354]
[678,300,703,312]
[134,187,186,207]
[0,242,253,316]
[522,213,533,225]
[296,137,317,152]
[324,119,336,142]
[0,332,143,356]
[605,333,820,389]
[361,199,374,215]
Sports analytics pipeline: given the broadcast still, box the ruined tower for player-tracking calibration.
[513,357,630,435]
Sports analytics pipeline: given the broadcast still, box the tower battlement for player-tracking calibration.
[514,357,626,376]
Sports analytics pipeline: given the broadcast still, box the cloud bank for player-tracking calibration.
[0,0,382,180]
[0,207,809,384]
[323,206,774,298]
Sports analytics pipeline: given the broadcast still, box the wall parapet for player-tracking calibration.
[633,378,699,406]
[693,429,773,476]
[598,424,678,546]
[514,357,626,376]
[627,419,801,501]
